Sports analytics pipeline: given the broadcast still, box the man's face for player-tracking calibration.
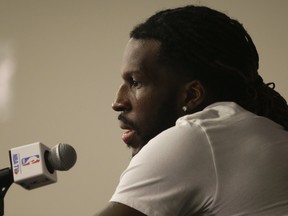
[112,38,183,157]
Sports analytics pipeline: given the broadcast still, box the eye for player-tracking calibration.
[130,78,142,88]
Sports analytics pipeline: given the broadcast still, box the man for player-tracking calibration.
[96,5,288,216]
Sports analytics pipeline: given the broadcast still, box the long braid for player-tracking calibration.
[130,5,288,130]
[249,77,288,130]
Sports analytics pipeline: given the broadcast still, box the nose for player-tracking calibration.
[112,84,131,112]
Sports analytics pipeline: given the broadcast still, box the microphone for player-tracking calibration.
[9,142,77,190]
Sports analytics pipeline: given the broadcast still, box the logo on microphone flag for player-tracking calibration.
[12,153,21,175]
[22,155,40,166]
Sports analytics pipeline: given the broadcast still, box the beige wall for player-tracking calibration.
[0,1,287,215]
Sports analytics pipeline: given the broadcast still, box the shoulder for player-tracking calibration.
[111,118,217,215]
[179,102,253,123]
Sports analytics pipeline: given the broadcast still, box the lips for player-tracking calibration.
[122,129,135,144]
[119,119,135,144]
[118,117,142,156]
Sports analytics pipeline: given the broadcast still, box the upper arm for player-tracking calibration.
[95,202,146,216]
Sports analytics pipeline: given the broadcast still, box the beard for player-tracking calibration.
[119,90,180,150]
[140,101,179,147]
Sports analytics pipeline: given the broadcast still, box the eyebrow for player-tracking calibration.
[122,69,144,78]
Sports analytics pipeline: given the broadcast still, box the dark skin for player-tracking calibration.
[95,38,206,216]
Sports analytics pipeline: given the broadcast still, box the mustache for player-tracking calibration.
[118,113,137,130]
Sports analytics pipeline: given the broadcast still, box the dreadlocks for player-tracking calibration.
[130,5,288,130]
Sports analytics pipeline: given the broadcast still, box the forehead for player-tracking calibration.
[121,38,163,77]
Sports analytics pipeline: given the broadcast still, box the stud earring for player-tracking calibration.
[182,105,188,112]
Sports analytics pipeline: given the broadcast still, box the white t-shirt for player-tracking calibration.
[111,102,288,216]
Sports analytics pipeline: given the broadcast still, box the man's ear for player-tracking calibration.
[183,80,206,112]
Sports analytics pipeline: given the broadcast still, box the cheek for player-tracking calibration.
[132,85,179,122]
[134,88,158,107]
[133,91,160,120]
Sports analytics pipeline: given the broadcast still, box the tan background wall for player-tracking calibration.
[0,1,287,215]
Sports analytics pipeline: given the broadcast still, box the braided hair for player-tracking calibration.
[130,5,288,130]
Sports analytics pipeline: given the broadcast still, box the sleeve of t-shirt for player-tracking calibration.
[110,119,217,216]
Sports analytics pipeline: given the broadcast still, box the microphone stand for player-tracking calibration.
[0,168,13,216]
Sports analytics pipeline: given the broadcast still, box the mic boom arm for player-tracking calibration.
[0,167,13,216]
